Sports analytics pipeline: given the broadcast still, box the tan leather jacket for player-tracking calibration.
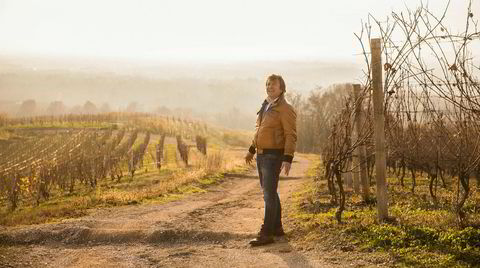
[249,94,297,163]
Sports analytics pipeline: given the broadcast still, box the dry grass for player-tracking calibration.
[0,146,252,227]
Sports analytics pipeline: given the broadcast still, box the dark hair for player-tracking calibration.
[266,74,286,92]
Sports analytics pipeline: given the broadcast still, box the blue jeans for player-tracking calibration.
[256,153,283,235]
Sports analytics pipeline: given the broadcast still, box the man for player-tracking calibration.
[245,74,297,246]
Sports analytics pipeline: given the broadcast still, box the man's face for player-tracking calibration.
[266,79,283,99]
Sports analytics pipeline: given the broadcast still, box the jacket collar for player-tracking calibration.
[257,93,285,115]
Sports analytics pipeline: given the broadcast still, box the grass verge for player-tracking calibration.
[286,158,480,268]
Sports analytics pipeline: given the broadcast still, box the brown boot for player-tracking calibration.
[250,224,274,246]
[249,234,274,246]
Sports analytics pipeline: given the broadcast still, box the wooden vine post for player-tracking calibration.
[371,38,388,221]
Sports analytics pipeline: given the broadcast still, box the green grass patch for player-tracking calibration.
[300,153,322,178]
[345,224,480,267]
[287,161,480,268]
[197,177,217,185]
[164,143,178,167]
[177,185,207,194]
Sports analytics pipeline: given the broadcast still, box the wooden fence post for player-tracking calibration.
[370,38,388,220]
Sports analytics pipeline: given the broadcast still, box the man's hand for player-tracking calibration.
[245,152,254,165]
[280,161,291,176]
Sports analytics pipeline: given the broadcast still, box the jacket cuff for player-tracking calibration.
[248,145,256,155]
[283,154,293,163]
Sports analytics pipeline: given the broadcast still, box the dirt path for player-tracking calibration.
[0,155,343,268]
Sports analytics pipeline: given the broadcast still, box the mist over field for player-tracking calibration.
[0,0,471,131]
[0,56,361,129]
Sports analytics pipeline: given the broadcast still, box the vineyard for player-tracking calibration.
[285,2,480,267]
[0,112,237,223]
[319,1,480,225]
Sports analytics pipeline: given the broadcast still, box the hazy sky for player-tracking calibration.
[0,0,476,63]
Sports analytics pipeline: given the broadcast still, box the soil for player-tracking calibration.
[0,155,387,268]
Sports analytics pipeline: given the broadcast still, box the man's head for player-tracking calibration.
[265,74,286,99]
